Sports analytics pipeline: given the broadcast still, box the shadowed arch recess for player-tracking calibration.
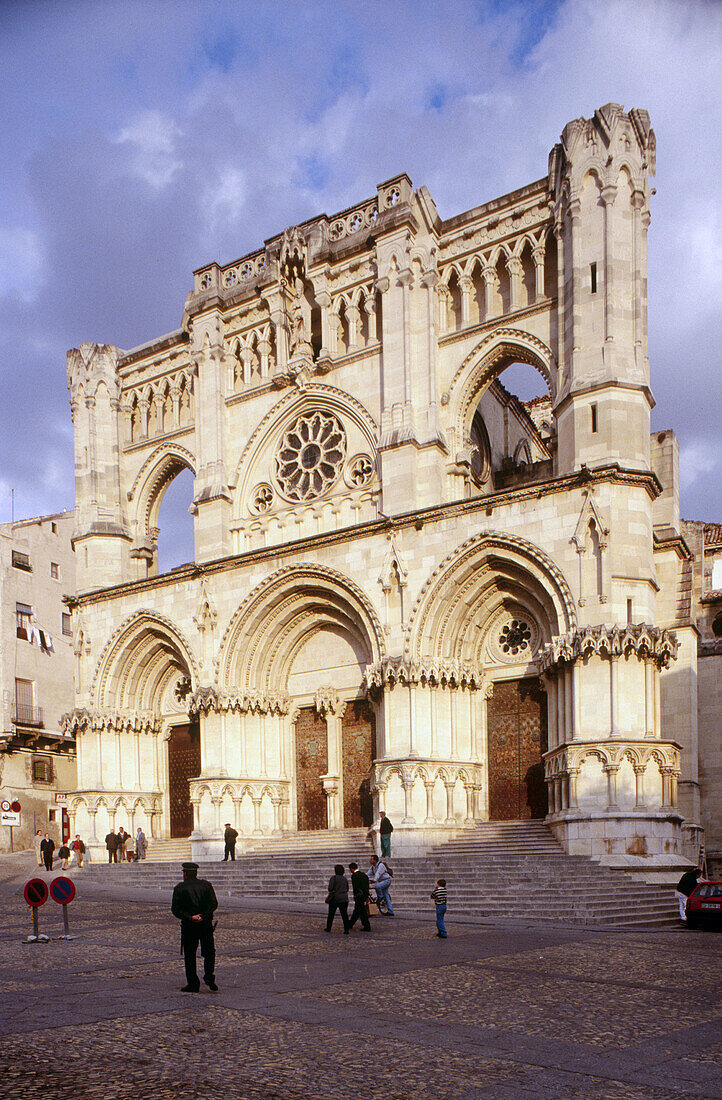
[92,611,197,712]
[219,565,385,694]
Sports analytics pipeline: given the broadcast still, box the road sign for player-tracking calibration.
[0,800,9,811]
[2,811,21,827]
[49,877,76,905]
[54,793,68,805]
[24,879,48,907]
[10,800,20,812]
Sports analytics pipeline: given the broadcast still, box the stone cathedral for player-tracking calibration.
[64,104,721,870]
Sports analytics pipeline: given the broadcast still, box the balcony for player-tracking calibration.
[13,704,44,728]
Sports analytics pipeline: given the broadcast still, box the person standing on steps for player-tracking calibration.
[71,835,85,868]
[171,861,219,992]
[135,827,147,861]
[105,830,119,864]
[325,864,350,934]
[347,862,371,932]
[222,823,238,862]
[378,811,393,858]
[58,841,71,870]
[431,878,448,938]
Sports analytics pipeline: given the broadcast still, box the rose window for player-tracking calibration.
[499,619,532,656]
[275,413,346,501]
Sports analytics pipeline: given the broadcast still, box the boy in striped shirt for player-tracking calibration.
[430,879,447,938]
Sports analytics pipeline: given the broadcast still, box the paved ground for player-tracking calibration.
[0,856,719,1099]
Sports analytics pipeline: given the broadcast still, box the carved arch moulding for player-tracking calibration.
[231,383,380,516]
[445,328,557,450]
[90,608,200,710]
[216,563,387,693]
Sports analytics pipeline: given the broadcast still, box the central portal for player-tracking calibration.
[295,706,328,830]
[168,723,200,837]
[487,678,547,820]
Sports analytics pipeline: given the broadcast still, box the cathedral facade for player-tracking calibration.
[64,104,717,870]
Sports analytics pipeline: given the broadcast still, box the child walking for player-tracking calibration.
[431,878,447,938]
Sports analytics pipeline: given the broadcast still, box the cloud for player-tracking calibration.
[203,165,247,237]
[0,227,45,302]
[114,110,182,189]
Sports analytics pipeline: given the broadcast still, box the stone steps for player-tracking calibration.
[84,820,679,929]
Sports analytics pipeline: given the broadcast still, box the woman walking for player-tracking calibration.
[325,864,350,934]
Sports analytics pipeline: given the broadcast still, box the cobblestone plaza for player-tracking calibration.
[1,863,719,1099]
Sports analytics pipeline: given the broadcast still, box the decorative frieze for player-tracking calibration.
[62,708,160,736]
[539,624,679,673]
[363,656,486,692]
[188,686,291,717]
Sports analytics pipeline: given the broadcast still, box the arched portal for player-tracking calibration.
[92,611,199,838]
[219,566,385,830]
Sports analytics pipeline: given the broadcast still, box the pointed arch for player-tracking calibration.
[91,609,199,712]
[218,564,386,693]
[126,443,196,549]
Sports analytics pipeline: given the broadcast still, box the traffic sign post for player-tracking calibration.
[23,878,49,943]
[49,876,77,939]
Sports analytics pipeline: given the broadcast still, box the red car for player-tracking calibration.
[686,881,722,929]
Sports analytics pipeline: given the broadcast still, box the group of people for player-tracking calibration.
[105,826,148,863]
[33,831,87,871]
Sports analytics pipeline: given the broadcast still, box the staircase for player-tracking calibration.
[84,822,679,929]
[144,837,192,862]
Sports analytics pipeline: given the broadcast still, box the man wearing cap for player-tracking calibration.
[171,861,219,992]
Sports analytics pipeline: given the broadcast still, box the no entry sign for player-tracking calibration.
[24,879,48,907]
[49,877,76,905]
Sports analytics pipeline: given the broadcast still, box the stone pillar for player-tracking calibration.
[609,657,620,737]
[252,797,262,836]
[424,782,435,824]
[532,244,545,300]
[633,764,646,809]
[644,660,655,738]
[464,784,474,823]
[402,778,415,825]
[601,183,617,347]
[443,781,455,825]
[604,764,620,810]
[458,275,472,328]
[482,266,496,319]
[567,768,579,809]
[506,255,523,311]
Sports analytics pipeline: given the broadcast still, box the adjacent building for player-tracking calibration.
[0,510,76,852]
[63,103,719,872]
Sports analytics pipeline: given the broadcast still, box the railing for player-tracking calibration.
[14,704,44,728]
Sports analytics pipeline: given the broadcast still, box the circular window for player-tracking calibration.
[487,611,539,665]
[499,619,532,656]
[275,413,346,501]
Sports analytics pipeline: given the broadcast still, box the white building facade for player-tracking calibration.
[64,104,714,870]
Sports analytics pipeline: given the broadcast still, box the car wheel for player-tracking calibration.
[686,915,699,930]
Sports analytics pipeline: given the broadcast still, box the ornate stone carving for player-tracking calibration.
[539,624,679,673]
[364,657,485,692]
[275,412,346,501]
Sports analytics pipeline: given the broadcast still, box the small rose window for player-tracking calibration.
[499,619,532,656]
[275,413,346,501]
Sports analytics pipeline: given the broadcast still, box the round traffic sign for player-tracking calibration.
[10,800,20,812]
[24,879,49,907]
[49,877,76,905]
[0,800,9,812]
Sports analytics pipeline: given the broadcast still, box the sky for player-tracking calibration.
[0,0,720,564]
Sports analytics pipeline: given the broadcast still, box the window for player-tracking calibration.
[50,562,59,580]
[591,403,598,434]
[16,603,32,640]
[12,550,31,571]
[15,677,42,726]
[51,522,57,534]
[33,758,52,783]
[48,808,57,823]
[590,262,597,294]
[627,598,633,624]
[62,612,72,636]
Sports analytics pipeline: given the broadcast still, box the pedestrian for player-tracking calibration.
[378,811,393,858]
[367,854,394,916]
[676,867,703,922]
[135,827,147,861]
[431,878,448,938]
[171,861,218,993]
[34,829,43,867]
[71,835,85,868]
[40,833,55,871]
[105,830,119,864]
[58,842,71,870]
[347,861,371,932]
[325,864,350,934]
[222,823,238,862]
[116,827,129,862]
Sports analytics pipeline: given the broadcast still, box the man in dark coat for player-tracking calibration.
[676,867,703,921]
[379,811,393,857]
[222,823,238,862]
[171,862,219,992]
[347,861,371,932]
[40,833,55,871]
[105,830,119,863]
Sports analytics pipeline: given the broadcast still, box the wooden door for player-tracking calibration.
[487,678,547,820]
[341,699,376,827]
[295,706,328,830]
[168,723,200,837]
